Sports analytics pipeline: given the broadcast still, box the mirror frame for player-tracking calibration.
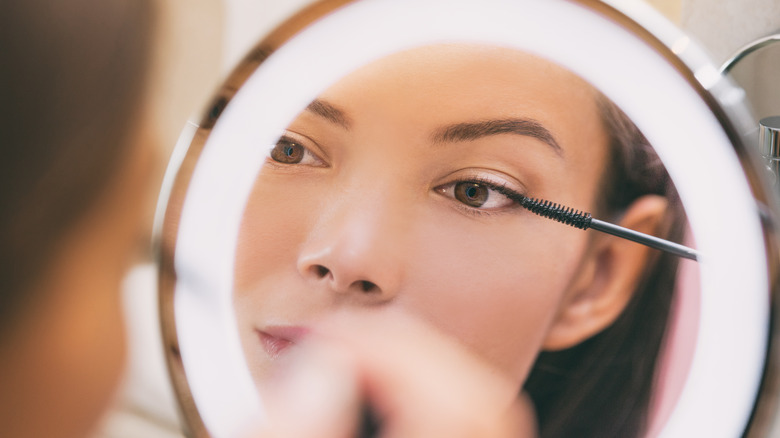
[154,1,780,436]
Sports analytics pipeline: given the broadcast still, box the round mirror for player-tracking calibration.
[155,1,780,437]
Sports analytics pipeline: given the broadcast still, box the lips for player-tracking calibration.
[256,326,310,358]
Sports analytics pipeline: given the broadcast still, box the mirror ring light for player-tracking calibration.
[154,1,780,437]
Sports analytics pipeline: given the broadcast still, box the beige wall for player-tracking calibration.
[647,0,683,23]
[222,0,314,72]
[680,0,780,63]
[678,0,780,121]
[146,0,224,163]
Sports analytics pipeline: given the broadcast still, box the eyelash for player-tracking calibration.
[267,135,527,217]
[267,134,327,167]
[438,176,527,217]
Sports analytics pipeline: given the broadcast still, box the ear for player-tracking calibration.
[542,195,669,351]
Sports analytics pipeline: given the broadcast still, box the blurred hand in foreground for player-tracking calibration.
[253,309,538,438]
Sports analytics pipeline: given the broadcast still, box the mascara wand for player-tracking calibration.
[514,196,701,262]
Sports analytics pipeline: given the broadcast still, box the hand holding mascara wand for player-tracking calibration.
[509,195,701,262]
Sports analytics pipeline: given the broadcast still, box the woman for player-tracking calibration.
[234,44,685,437]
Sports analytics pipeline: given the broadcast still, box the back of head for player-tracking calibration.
[0,0,153,333]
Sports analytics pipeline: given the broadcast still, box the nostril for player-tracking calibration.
[308,265,380,294]
[314,265,330,279]
[359,280,378,293]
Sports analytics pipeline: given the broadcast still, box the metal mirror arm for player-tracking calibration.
[720,33,780,192]
[760,117,780,191]
[720,33,780,75]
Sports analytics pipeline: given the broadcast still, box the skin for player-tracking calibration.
[257,310,538,438]
[234,45,663,394]
[0,131,154,438]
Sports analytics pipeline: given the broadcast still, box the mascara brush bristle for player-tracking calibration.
[514,194,701,261]
[519,197,592,230]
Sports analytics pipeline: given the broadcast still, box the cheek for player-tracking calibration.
[399,211,588,385]
[237,174,313,280]
[233,172,591,388]
[233,173,322,320]
[233,174,323,385]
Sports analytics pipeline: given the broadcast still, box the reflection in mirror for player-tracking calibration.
[157,1,776,438]
[233,44,693,437]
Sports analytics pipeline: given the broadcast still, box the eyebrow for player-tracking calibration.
[304,99,562,157]
[430,118,563,156]
[305,99,351,129]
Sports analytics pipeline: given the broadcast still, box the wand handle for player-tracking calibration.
[589,219,700,261]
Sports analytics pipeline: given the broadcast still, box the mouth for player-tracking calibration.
[255,326,310,358]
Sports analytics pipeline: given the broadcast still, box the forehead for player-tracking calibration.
[320,44,601,122]
[314,44,611,209]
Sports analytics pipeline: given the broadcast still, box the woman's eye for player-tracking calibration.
[439,180,517,210]
[269,137,323,166]
[455,182,489,207]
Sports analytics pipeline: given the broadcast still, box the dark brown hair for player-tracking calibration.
[0,0,154,333]
[523,94,686,437]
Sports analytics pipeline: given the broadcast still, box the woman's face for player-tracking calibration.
[234,45,610,389]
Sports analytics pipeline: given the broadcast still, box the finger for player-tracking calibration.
[256,339,362,438]
[313,309,530,437]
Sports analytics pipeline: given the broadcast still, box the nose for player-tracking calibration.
[296,195,405,303]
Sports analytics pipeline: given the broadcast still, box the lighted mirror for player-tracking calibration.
[155,1,780,437]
